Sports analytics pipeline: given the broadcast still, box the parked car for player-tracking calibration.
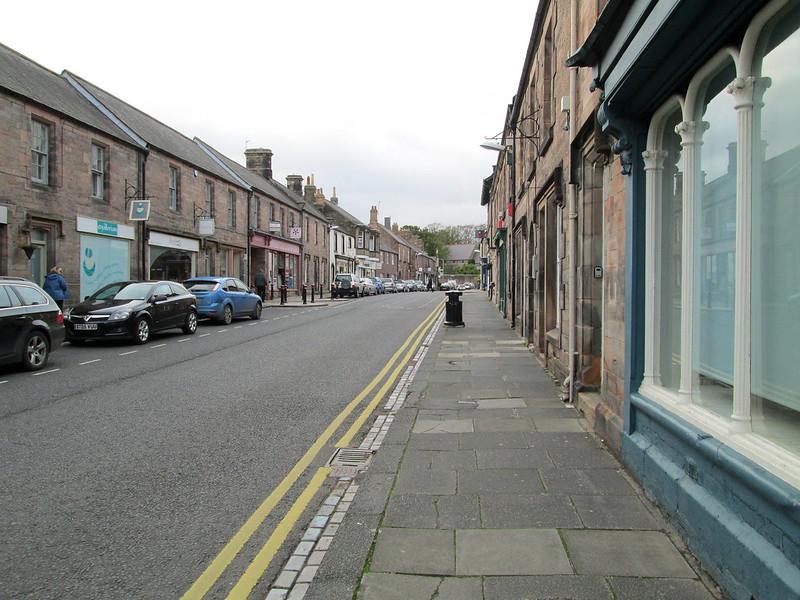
[403,280,418,292]
[413,280,426,291]
[64,281,197,345]
[380,278,396,293]
[370,277,385,294]
[0,276,65,371]
[332,273,363,298]
[183,277,262,324]
[395,280,407,292]
[361,278,377,296]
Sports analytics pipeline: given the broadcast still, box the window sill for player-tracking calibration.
[637,381,800,491]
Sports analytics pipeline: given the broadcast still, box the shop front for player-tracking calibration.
[250,231,301,292]
[148,230,199,282]
[76,216,135,300]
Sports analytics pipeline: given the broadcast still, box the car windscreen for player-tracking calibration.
[183,280,219,292]
[113,282,154,301]
[335,275,350,281]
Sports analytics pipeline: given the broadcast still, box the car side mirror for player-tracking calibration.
[153,294,167,303]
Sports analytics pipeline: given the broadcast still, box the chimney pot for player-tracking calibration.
[244,148,273,180]
[384,217,391,228]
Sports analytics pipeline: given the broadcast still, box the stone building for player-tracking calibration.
[308,184,363,279]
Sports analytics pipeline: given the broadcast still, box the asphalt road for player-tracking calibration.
[0,291,443,599]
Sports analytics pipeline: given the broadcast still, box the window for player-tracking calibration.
[220,248,229,276]
[542,24,554,129]
[280,208,285,235]
[357,230,364,249]
[169,167,180,211]
[205,181,215,217]
[369,234,375,252]
[31,119,49,184]
[270,203,276,221]
[642,1,800,486]
[0,285,18,308]
[306,218,310,242]
[290,212,295,228]
[228,190,236,228]
[91,144,106,199]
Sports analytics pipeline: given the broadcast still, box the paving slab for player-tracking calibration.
[483,575,614,600]
[476,448,554,469]
[475,397,528,409]
[434,494,481,529]
[533,417,586,432]
[458,388,511,400]
[403,449,478,471]
[609,577,716,599]
[412,418,474,434]
[571,494,659,529]
[358,574,483,600]
[480,493,583,528]
[458,432,531,449]
[370,528,455,575]
[539,468,636,496]
[456,529,572,575]
[458,468,544,495]
[408,433,459,451]
[384,495,439,529]
[394,467,457,495]
[474,417,536,432]
[562,530,696,578]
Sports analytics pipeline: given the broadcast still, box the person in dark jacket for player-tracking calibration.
[254,268,267,300]
[43,266,69,308]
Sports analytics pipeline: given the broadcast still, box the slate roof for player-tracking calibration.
[0,44,138,146]
[447,244,478,262]
[64,71,244,188]
[319,198,365,228]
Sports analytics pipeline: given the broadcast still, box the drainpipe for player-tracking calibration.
[139,150,149,280]
[246,190,252,286]
[567,0,579,405]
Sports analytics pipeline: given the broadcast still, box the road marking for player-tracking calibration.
[218,329,229,333]
[234,325,242,329]
[181,301,443,600]
[248,323,258,327]
[199,333,211,338]
[0,380,8,385]
[32,368,60,377]
[150,343,167,349]
[178,338,191,343]
[119,350,138,356]
[225,468,330,600]
[79,359,102,365]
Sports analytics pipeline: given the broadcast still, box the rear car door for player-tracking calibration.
[235,279,255,313]
[0,285,23,361]
[151,283,175,329]
[169,283,193,324]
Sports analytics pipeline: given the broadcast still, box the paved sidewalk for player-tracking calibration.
[302,293,721,600]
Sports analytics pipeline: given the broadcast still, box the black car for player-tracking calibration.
[0,276,65,370]
[65,280,198,345]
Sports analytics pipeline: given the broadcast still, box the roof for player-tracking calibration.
[319,198,365,228]
[64,71,245,188]
[446,244,477,262]
[0,44,138,147]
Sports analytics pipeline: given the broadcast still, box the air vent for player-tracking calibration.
[327,447,374,477]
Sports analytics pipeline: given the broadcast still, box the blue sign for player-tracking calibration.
[80,235,130,300]
[96,220,118,236]
[129,200,151,221]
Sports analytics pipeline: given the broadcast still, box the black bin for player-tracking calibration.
[444,291,464,327]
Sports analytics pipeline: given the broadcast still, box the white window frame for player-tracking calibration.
[31,119,49,184]
[639,0,800,490]
[91,144,105,199]
[169,166,179,211]
[205,181,214,217]
[228,190,236,228]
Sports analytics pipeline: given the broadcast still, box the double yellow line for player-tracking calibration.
[182,301,443,600]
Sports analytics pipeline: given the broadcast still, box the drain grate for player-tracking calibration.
[326,447,374,476]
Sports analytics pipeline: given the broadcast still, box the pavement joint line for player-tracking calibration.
[180,301,443,600]
[78,359,102,365]
[270,310,445,599]
[119,350,138,356]
[32,368,60,377]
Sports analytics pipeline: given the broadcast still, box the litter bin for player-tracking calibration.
[444,291,464,327]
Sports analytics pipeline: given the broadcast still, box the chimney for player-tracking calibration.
[304,174,317,205]
[286,175,303,195]
[244,148,273,180]
[392,222,399,233]
[330,186,339,206]
[384,217,391,228]
[369,206,378,228]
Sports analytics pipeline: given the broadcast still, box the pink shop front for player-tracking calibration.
[249,232,301,293]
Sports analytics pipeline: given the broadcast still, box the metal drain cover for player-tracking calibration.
[327,447,374,476]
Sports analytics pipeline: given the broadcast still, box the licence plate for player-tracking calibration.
[73,323,98,331]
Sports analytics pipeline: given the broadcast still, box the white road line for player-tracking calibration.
[199,333,211,338]
[218,329,229,333]
[150,343,167,349]
[248,323,259,327]
[178,338,191,343]
[0,380,8,385]
[119,350,138,356]
[32,368,60,377]
[234,325,242,329]
[79,359,102,365]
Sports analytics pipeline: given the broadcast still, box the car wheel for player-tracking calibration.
[251,302,262,320]
[183,310,198,334]
[222,304,233,325]
[134,317,151,344]
[22,331,49,371]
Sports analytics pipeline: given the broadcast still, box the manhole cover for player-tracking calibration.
[327,447,374,472]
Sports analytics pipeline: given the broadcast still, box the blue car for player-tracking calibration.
[370,277,385,294]
[183,277,262,324]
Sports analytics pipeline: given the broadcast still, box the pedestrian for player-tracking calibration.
[254,268,267,300]
[43,266,68,308]
[427,277,433,292]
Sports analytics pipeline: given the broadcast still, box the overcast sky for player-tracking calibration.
[1,1,534,228]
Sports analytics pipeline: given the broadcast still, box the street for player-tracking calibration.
[0,291,443,599]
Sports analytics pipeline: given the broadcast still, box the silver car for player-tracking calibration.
[381,278,396,293]
[360,278,377,296]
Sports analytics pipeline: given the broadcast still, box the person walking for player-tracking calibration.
[427,277,433,292]
[43,266,68,308]
[254,268,267,300]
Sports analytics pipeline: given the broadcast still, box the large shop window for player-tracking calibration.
[642,0,800,485]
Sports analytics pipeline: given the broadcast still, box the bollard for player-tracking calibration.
[302,284,307,304]
[280,284,287,305]
[270,282,274,300]
[444,291,465,327]
[311,285,315,303]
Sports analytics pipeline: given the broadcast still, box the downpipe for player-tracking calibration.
[566,0,579,407]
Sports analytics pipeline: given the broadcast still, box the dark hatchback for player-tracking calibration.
[65,281,198,345]
[0,276,65,371]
